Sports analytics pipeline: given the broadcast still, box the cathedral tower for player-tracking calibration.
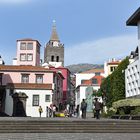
[44,21,64,67]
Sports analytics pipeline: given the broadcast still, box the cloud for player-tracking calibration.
[0,0,32,4]
[65,34,137,66]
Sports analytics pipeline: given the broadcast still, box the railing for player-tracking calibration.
[111,115,140,120]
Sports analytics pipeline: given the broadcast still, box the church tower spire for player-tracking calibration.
[44,21,64,67]
[50,20,59,42]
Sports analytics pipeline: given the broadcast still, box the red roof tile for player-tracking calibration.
[82,75,105,86]
[7,83,52,90]
[107,61,120,65]
[0,65,54,72]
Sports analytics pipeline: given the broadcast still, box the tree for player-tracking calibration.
[100,57,129,107]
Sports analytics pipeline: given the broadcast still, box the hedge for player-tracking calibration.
[112,98,140,109]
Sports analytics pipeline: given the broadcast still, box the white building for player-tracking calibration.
[75,68,105,87]
[104,58,121,77]
[125,7,140,98]
[75,69,105,116]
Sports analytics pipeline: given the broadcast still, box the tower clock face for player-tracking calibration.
[53,41,59,47]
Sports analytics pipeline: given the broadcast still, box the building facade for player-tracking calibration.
[75,69,105,116]
[0,65,63,117]
[13,38,41,66]
[104,58,121,77]
[125,7,140,98]
[49,66,74,111]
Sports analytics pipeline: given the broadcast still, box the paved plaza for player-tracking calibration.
[0,133,140,140]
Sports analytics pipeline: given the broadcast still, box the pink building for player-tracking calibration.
[0,65,63,117]
[13,38,41,66]
[49,66,73,109]
[0,39,64,117]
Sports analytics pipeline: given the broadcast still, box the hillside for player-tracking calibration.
[66,63,104,74]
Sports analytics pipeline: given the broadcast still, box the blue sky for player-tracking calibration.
[0,0,140,66]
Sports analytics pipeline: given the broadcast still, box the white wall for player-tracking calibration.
[125,58,140,98]
[138,21,140,41]
[5,89,53,117]
[76,73,95,87]
[5,89,13,116]
[17,89,53,117]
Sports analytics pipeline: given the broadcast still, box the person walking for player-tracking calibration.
[52,105,56,117]
[49,107,52,117]
[81,99,87,119]
[94,98,102,119]
[46,106,49,117]
[38,106,43,117]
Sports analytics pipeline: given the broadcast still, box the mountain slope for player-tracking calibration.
[66,63,104,74]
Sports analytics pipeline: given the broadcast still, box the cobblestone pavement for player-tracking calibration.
[0,133,140,140]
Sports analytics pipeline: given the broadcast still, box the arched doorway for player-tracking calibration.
[12,92,28,117]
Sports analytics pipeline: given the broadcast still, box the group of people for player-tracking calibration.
[38,105,56,117]
[81,98,102,119]
[38,98,102,119]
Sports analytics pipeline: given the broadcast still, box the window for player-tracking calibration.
[56,56,59,62]
[92,78,98,84]
[51,55,54,61]
[20,43,26,50]
[27,54,33,61]
[36,74,43,83]
[33,95,39,106]
[27,43,33,50]
[45,95,50,102]
[110,67,114,72]
[21,74,29,83]
[95,72,100,76]
[81,80,85,84]
[20,54,26,61]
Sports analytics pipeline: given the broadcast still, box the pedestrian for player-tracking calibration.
[46,106,49,117]
[92,103,95,118]
[80,99,87,119]
[38,106,43,117]
[52,105,56,117]
[49,107,52,117]
[94,98,102,119]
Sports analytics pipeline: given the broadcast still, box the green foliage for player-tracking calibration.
[131,107,140,115]
[100,57,129,108]
[101,107,116,118]
[92,89,102,97]
[116,107,125,115]
[113,98,140,108]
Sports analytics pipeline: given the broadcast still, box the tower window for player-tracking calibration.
[51,56,54,61]
[27,54,33,61]
[20,43,26,50]
[27,43,33,50]
[20,54,26,61]
[56,56,59,62]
